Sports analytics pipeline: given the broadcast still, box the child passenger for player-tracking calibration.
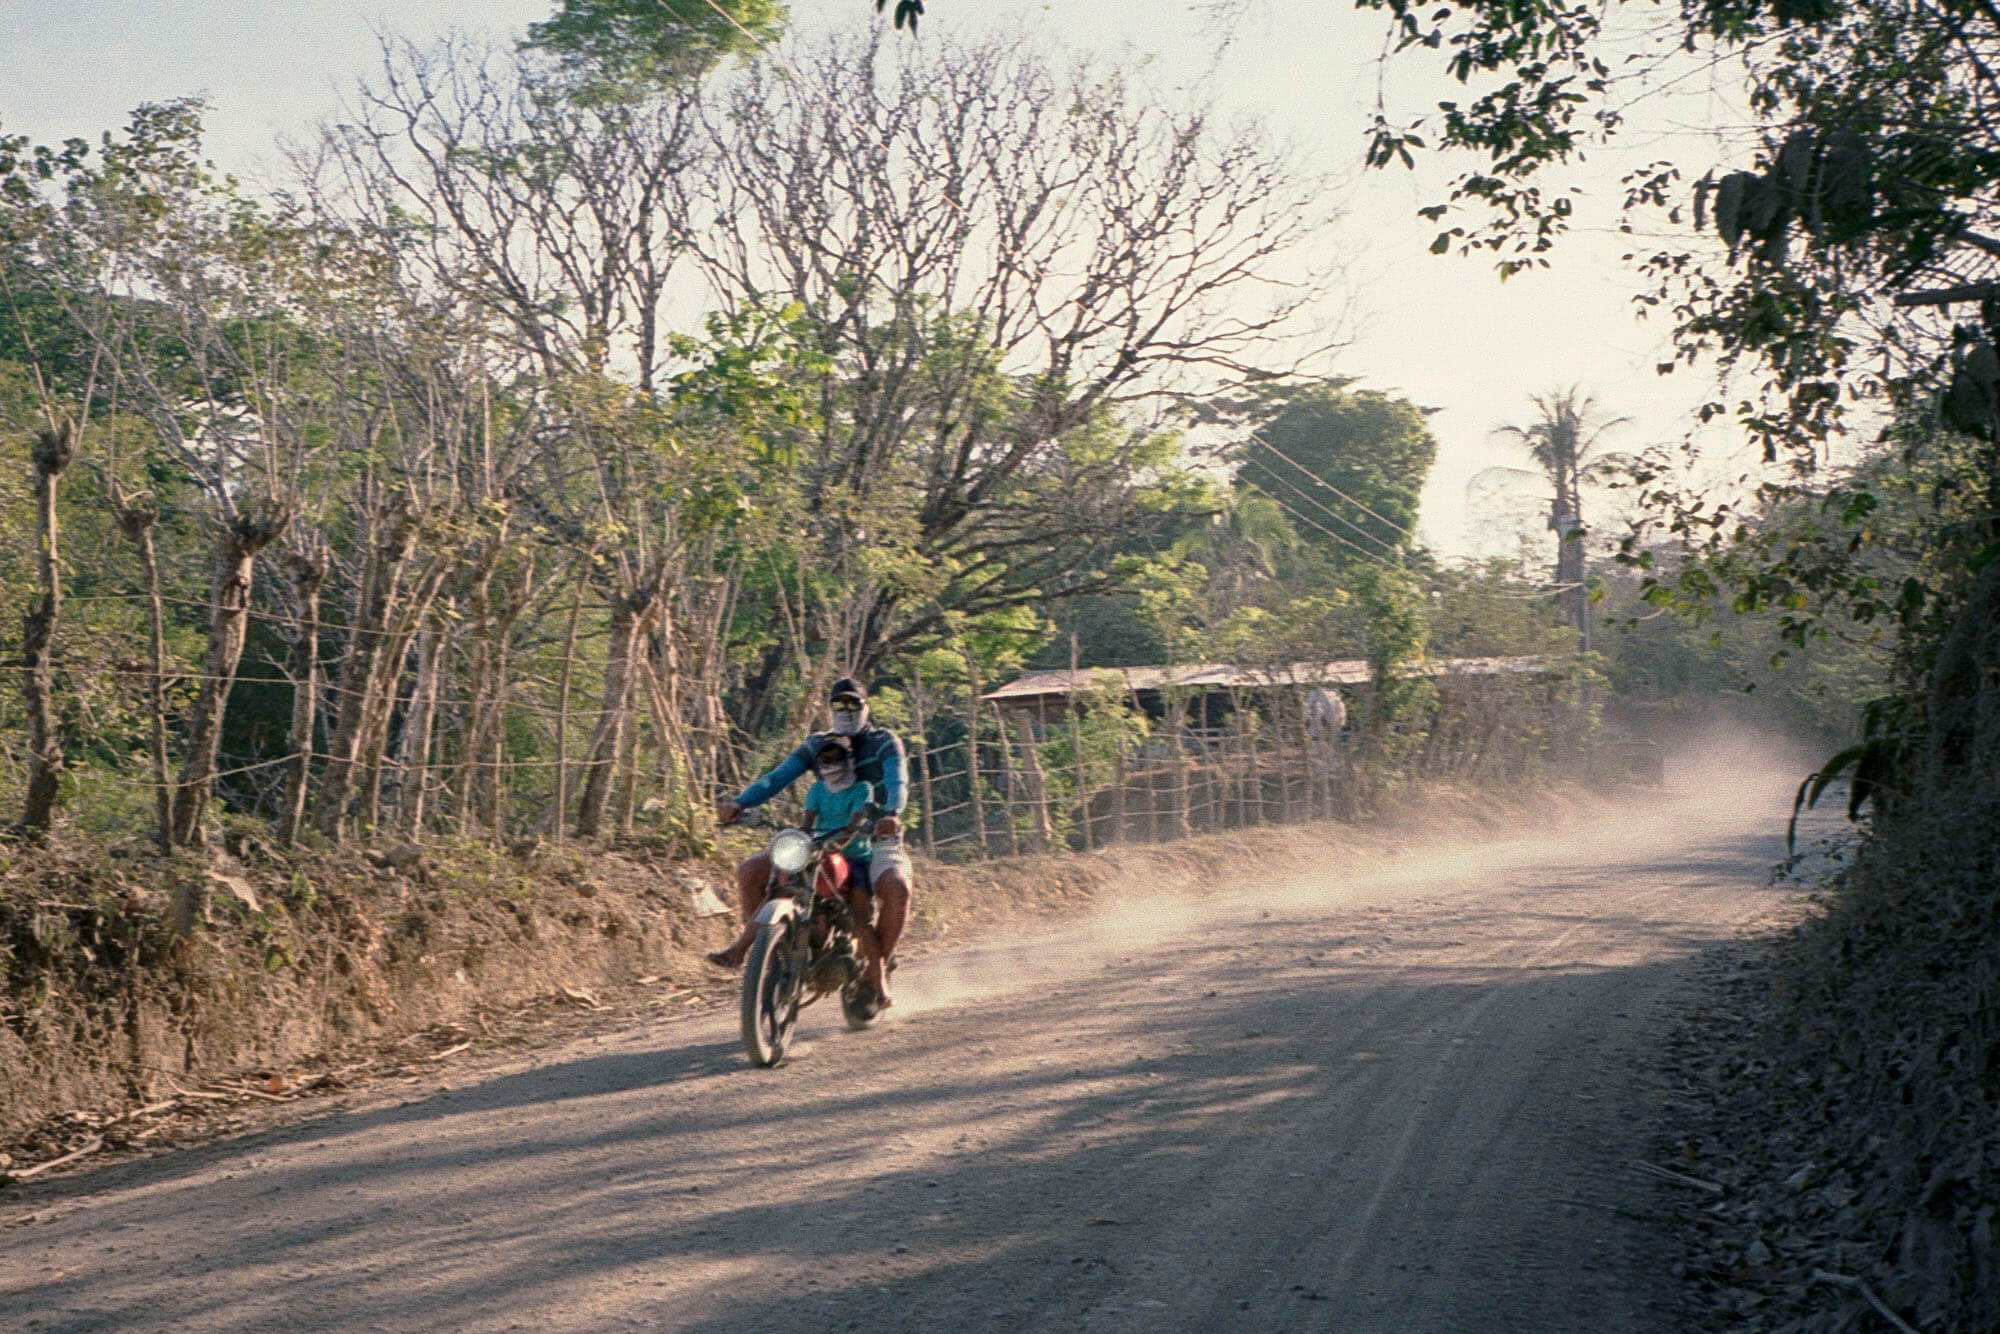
[804,734,878,886]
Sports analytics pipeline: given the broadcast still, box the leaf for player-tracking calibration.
[1777,129,1813,202]
[1847,741,1890,820]
[1943,340,1999,437]
[1787,744,1863,854]
[1714,171,1749,247]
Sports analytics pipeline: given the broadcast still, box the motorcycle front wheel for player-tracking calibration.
[741,921,804,1067]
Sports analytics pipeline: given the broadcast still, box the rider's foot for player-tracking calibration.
[853,979,891,1019]
[862,962,893,1011]
[705,946,745,969]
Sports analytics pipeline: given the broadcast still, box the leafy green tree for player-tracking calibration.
[1351,0,2000,697]
[524,0,784,94]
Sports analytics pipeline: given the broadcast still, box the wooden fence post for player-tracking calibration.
[993,703,1021,856]
[1070,635,1093,852]
[1111,738,1127,845]
[1244,689,1264,827]
[911,666,938,857]
[964,649,988,859]
[1172,693,1192,840]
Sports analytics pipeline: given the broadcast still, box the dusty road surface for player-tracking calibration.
[3,764,1808,1333]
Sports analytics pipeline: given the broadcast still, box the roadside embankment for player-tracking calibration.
[1,778,1604,1162]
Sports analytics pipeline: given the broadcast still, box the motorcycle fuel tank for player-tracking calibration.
[815,852,851,899]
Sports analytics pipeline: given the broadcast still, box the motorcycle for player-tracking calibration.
[733,804,882,1067]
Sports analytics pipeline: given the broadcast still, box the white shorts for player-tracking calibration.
[863,837,912,889]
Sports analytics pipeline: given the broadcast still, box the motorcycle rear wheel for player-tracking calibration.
[741,922,803,1067]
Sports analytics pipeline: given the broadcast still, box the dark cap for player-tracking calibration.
[828,677,867,704]
[814,734,855,762]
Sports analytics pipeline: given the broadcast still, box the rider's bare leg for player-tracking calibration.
[845,888,882,982]
[864,867,911,1002]
[707,851,772,967]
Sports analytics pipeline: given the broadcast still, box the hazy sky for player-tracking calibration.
[0,0,1752,558]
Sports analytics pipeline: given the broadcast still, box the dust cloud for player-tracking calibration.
[890,721,1825,1021]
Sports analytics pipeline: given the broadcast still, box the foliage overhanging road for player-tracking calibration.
[1,774,1803,1333]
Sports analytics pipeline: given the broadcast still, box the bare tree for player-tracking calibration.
[686,29,1335,704]
[322,32,704,390]
[104,474,172,851]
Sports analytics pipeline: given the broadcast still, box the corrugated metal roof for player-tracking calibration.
[982,655,1562,701]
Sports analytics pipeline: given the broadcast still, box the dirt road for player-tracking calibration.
[2,768,1807,1333]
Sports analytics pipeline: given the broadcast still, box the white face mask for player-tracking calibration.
[829,702,867,736]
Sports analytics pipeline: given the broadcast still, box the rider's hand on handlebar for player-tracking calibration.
[872,814,901,839]
[715,798,743,827]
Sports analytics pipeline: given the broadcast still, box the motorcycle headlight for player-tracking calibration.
[769,828,813,874]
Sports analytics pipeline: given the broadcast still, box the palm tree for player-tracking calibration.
[1478,387,1632,649]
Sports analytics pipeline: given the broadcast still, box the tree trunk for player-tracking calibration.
[135,518,172,852]
[449,533,512,837]
[551,556,589,843]
[395,613,445,835]
[636,645,698,825]
[315,502,421,837]
[352,559,455,836]
[172,504,293,847]
[575,578,661,839]
[109,477,172,851]
[18,421,77,837]
[1553,483,1588,647]
[1070,636,1092,851]
[1013,716,1051,854]
[277,537,329,847]
[615,681,641,837]
[738,639,792,741]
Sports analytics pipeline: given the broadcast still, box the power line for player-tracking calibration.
[1245,452,1407,558]
[1249,483,1410,570]
[1249,472,1579,605]
[1245,426,1418,541]
[1237,428,1583,605]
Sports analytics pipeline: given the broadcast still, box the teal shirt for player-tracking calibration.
[804,779,877,861]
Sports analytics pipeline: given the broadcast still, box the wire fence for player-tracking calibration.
[874,671,1590,864]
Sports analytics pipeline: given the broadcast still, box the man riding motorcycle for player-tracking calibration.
[708,678,911,1018]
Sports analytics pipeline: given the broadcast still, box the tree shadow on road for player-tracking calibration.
[5,890,1784,1334]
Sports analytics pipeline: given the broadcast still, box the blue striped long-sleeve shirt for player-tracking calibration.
[736,726,907,817]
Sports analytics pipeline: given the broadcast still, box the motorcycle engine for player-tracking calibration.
[806,948,861,995]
